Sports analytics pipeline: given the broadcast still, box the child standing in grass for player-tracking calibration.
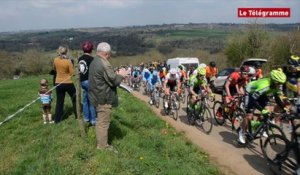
[38,79,54,124]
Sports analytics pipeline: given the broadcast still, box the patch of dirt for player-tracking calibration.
[131,90,283,175]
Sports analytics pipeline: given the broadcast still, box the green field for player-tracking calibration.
[0,75,220,175]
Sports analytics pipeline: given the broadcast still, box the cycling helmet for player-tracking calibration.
[198,67,206,76]
[248,66,256,75]
[169,68,177,75]
[178,65,183,70]
[240,65,250,74]
[254,61,262,69]
[152,70,158,76]
[81,41,93,53]
[210,61,216,67]
[270,69,286,84]
[288,55,300,66]
[199,63,207,68]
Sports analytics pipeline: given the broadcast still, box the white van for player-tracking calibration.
[166,57,199,70]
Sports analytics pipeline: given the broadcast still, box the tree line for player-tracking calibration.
[0,24,299,79]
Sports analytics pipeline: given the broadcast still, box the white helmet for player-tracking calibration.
[169,68,177,75]
[248,66,256,75]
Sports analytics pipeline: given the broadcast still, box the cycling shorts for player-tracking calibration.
[222,86,238,97]
[244,94,269,113]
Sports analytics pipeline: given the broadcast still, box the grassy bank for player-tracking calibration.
[0,75,220,175]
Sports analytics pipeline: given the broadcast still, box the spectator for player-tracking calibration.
[89,42,123,151]
[38,78,54,124]
[78,41,96,126]
[53,45,77,123]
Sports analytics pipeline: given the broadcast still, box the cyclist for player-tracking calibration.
[284,54,300,112]
[254,61,263,80]
[163,68,181,108]
[158,68,166,83]
[224,66,250,105]
[148,70,162,105]
[238,69,287,144]
[248,66,257,81]
[187,67,211,111]
[192,63,207,76]
[178,65,187,87]
[131,67,141,88]
[206,61,218,84]
[142,66,150,87]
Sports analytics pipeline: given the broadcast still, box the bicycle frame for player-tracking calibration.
[195,93,209,117]
[163,91,179,119]
[277,114,300,172]
[245,113,285,146]
[262,113,300,174]
[218,96,244,129]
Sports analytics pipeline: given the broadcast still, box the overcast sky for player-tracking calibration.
[0,0,299,32]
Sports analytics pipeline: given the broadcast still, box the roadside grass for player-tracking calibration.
[0,75,220,175]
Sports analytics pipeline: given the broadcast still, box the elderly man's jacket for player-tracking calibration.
[89,56,123,107]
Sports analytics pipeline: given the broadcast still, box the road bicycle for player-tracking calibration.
[236,112,286,149]
[163,91,179,120]
[179,83,186,104]
[262,112,300,175]
[213,95,245,131]
[149,85,161,108]
[186,91,213,134]
[131,78,140,92]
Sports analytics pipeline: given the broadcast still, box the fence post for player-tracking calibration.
[75,51,86,137]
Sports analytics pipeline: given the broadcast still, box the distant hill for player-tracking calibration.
[0,23,299,55]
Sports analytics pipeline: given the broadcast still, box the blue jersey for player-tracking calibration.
[40,93,52,104]
[148,74,161,86]
[142,69,150,81]
[132,70,140,78]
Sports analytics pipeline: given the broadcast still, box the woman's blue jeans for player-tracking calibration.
[81,80,96,125]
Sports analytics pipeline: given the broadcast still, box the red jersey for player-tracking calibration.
[227,71,248,87]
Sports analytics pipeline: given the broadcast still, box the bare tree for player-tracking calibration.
[21,48,51,75]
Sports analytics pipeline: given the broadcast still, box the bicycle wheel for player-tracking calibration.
[172,100,178,120]
[175,95,181,110]
[199,106,213,134]
[231,107,245,131]
[213,101,225,125]
[265,123,286,138]
[155,91,160,108]
[259,123,286,150]
[262,134,290,166]
[162,96,169,115]
[186,95,195,125]
[181,89,186,104]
